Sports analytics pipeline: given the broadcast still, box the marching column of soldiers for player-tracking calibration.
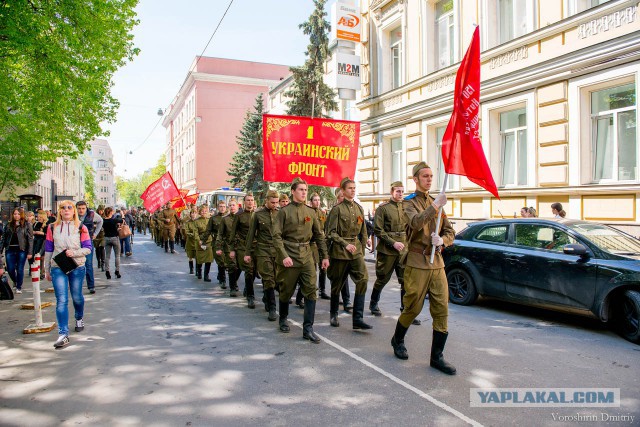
[149,168,456,375]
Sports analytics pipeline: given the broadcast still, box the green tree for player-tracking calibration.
[0,0,140,196]
[227,94,269,200]
[116,154,166,208]
[83,160,97,207]
[282,0,337,204]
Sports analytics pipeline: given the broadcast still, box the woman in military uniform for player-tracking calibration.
[193,205,214,281]
[183,209,198,275]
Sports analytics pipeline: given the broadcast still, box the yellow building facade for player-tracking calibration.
[356,0,639,233]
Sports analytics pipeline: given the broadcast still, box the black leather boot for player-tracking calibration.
[391,321,409,360]
[369,288,382,316]
[229,269,239,297]
[430,330,457,375]
[302,299,321,343]
[189,260,194,275]
[267,288,277,321]
[278,300,290,333]
[353,294,373,330]
[164,241,168,252]
[203,263,211,282]
[341,279,352,312]
[318,269,329,299]
[330,292,340,327]
[195,264,202,279]
[217,262,226,287]
[169,240,175,254]
[245,272,254,298]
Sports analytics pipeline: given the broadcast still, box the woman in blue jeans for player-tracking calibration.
[44,201,92,349]
[0,208,33,294]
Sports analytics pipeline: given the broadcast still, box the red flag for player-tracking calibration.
[441,26,499,198]
[140,172,181,213]
[172,192,199,210]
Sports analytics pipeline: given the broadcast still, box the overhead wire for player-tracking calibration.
[129,0,235,153]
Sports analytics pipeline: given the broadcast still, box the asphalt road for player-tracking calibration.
[1,233,639,426]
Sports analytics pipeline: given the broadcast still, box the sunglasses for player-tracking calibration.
[59,205,75,210]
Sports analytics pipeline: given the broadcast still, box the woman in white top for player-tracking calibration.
[551,202,566,219]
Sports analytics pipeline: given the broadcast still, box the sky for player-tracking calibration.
[105,0,329,178]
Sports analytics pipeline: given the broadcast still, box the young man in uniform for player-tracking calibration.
[272,178,329,343]
[390,162,456,375]
[325,177,372,330]
[309,193,329,300]
[230,193,256,308]
[244,190,280,321]
[278,194,290,209]
[370,182,422,325]
[158,203,179,253]
[330,189,352,311]
[203,200,228,288]
[215,199,240,297]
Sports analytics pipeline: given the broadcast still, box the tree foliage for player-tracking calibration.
[227,94,270,201]
[282,0,337,204]
[116,154,166,208]
[0,0,140,196]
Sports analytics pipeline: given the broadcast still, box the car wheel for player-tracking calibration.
[447,268,478,305]
[618,289,640,344]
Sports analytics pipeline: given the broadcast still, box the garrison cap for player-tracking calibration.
[266,190,279,199]
[334,187,342,197]
[279,194,290,202]
[412,161,431,177]
[390,181,404,189]
[340,176,354,189]
[292,177,305,185]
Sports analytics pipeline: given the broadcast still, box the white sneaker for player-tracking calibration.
[75,319,84,332]
[53,335,69,348]
[15,289,22,294]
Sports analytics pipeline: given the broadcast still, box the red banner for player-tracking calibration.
[263,114,360,187]
[441,26,499,199]
[172,193,199,212]
[140,172,181,213]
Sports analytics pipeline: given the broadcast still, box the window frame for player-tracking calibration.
[482,0,536,49]
[378,129,406,193]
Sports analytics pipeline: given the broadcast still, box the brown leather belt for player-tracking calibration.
[408,246,429,256]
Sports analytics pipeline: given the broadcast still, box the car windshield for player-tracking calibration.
[567,223,640,255]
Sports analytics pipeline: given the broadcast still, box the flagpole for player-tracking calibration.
[430,174,448,263]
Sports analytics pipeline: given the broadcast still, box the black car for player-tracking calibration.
[443,218,640,344]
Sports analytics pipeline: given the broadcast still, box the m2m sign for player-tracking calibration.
[336,53,361,91]
[334,0,361,42]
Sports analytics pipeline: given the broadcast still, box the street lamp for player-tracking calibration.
[157,108,164,117]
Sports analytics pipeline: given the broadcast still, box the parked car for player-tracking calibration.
[443,218,640,344]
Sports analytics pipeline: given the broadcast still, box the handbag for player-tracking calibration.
[53,251,79,274]
[118,223,132,239]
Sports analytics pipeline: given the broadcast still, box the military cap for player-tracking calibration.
[334,187,342,197]
[390,181,404,189]
[340,176,354,189]
[266,190,279,199]
[279,194,290,202]
[412,161,431,177]
[310,192,320,200]
[292,177,305,185]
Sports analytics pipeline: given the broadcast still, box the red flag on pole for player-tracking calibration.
[441,26,499,199]
[140,172,181,213]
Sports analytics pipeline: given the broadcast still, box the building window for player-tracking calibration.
[567,0,612,16]
[435,0,455,70]
[435,125,459,190]
[498,0,533,44]
[500,108,527,187]
[591,83,636,182]
[390,26,403,89]
[390,137,403,184]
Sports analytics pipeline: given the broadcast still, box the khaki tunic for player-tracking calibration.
[373,199,407,290]
[183,218,198,259]
[204,213,226,267]
[216,213,237,274]
[310,207,327,264]
[325,199,369,295]
[245,206,278,291]
[191,217,213,264]
[399,191,455,332]
[230,209,255,274]
[158,208,179,240]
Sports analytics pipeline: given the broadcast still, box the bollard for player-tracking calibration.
[23,254,56,334]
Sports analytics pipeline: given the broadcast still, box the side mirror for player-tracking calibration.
[564,243,588,257]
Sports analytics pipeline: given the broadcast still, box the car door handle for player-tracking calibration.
[503,253,525,263]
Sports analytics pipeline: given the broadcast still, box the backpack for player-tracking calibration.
[0,274,14,300]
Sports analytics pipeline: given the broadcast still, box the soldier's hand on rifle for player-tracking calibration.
[244,255,251,264]
[393,242,405,252]
[345,243,357,254]
[431,232,444,247]
[321,259,330,270]
[433,192,447,209]
[283,257,293,267]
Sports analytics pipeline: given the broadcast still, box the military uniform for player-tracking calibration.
[325,186,371,329]
[370,194,408,317]
[158,206,179,253]
[140,210,149,235]
[191,215,214,281]
[203,211,227,287]
[245,204,279,320]
[216,212,240,296]
[230,207,256,307]
[272,188,328,342]
[183,215,198,274]
[311,206,328,299]
[390,161,456,375]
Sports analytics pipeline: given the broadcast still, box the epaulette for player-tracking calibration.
[404,193,417,200]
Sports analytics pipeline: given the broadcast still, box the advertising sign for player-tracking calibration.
[335,0,361,42]
[336,52,361,91]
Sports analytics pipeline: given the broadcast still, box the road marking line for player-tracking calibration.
[288,318,483,427]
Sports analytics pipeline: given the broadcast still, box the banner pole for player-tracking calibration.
[429,174,448,263]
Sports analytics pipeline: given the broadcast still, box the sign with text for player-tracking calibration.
[262,114,360,187]
[333,0,361,42]
[336,52,361,90]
